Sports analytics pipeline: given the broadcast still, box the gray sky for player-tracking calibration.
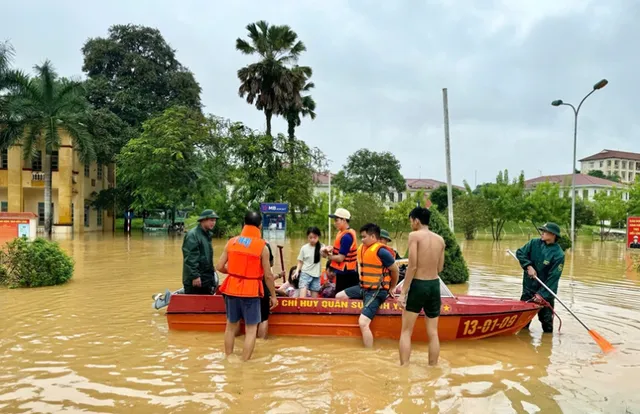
[3,0,637,186]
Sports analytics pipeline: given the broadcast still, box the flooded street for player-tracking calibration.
[1,233,639,413]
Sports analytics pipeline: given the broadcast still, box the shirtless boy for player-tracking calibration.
[398,207,445,366]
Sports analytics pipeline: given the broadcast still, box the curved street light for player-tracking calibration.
[551,79,608,251]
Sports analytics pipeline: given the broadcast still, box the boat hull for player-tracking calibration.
[166,294,541,342]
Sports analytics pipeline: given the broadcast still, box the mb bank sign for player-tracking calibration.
[260,203,289,214]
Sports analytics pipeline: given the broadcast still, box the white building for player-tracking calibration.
[579,149,640,184]
[524,173,628,201]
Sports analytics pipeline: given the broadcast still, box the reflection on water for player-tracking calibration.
[1,233,639,413]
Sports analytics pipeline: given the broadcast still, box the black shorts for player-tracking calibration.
[406,279,441,318]
[335,270,359,293]
[260,293,270,322]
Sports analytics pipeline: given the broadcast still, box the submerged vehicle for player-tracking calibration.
[143,209,171,232]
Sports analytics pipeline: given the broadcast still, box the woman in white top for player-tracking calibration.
[293,227,323,298]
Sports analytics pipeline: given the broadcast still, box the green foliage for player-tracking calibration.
[627,179,640,216]
[284,65,316,145]
[454,189,491,240]
[478,170,526,241]
[384,197,418,241]
[593,187,627,241]
[525,181,570,233]
[557,236,572,251]
[0,238,74,288]
[427,208,469,284]
[333,149,406,197]
[236,20,308,136]
[588,169,620,183]
[82,24,202,128]
[343,193,387,232]
[429,185,463,214]
[118,106,207,210]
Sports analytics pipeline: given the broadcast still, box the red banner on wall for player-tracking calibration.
[627,217,640,249]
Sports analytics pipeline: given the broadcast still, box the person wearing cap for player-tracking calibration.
[515,222,565,333]
[630,235,640,249]
[182,209,219,295]
[323,208,359,293]
[379,229,402,260]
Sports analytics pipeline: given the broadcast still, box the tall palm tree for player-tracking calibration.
[236,20,306,136]
[284,65,316,147]
[3,60,95,235]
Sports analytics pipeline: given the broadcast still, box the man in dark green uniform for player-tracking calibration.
[182,209,219,294]
[515,222,565,333]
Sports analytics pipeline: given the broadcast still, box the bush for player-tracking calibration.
[557,236,572,252]
[0,237,74,288]
[428,208,470,284]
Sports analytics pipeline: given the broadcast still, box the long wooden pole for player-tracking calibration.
[442,88,454,231]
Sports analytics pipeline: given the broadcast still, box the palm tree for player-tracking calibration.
[3,60,95,235]
[236,20,306,136]
[284,65,316,148]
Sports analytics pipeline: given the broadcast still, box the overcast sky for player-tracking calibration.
[3,0,637,186]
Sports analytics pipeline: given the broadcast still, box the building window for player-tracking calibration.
[600,161,604,168]
[607,160,611,167]
[582,189,589,199]
[388,193,395,203]
[1,149,7,169]
[32,151,42,171]
[622,161,627,169]
[97,164,103,180]
[84,201,90,227]
[614,160,619,168]
[589,162,594,168]
[1,201,7,212]
[38,202,54,226]
[398,192,404,202]
[51,151,59,171]
[72,203,74,224]
[97,208,103,226]
[84,163,90,177]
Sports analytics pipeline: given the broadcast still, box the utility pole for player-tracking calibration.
[442,88,454,231]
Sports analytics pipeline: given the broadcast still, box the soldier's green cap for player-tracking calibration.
[538,222,561,237]
[198,209,219,221]
[380,229,392,241]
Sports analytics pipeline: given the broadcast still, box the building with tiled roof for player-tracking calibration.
[524,173,628,202]
[579,149,640,183]
[312,172,463,204]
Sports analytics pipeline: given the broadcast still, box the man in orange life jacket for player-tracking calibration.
[322,208,359,293]
[216,211,278,361]
[336,223,399,347]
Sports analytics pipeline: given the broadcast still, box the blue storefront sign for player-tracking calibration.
[260,203,289,214]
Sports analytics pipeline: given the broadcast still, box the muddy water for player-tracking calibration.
[0,233,639,413]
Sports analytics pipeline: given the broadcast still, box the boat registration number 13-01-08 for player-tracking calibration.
[456,314,520,339]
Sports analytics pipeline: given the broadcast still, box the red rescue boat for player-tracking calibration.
[165,280,541,342]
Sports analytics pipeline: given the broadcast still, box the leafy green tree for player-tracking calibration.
[236,20,307,137]
[284,65,316,160]
[118,106,207,210]
[428,208,469,284]
[453,183,491,240]
[525,181,570,232]
[343,193,387,232]
[385,197,419,241]
[429,184,463,214]
[588,169,620,182]
[82,24,202,129]
[627,179,640,216]
[593,187,627,241]
[478,170,526,241]
[333,149,406,197]
[2,61,95,235]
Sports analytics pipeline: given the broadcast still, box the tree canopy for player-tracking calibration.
[333,149,406,197]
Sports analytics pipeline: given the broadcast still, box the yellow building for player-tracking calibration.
[0,132,114,234]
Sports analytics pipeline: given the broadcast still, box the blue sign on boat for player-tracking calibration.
[260,203,289,214]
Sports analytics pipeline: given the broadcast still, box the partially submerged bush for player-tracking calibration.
[0,237,74,288]
[428,208,470,284]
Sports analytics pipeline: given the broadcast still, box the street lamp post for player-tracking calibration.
[551,79,608,251]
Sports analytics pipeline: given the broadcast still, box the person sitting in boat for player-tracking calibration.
[322,208,359,293]
[335,223,399,348]
[276,266,304,297]
[182,209,219,295]
[319,263,337,298]
[515,222,565,333]
[216,211,278,361]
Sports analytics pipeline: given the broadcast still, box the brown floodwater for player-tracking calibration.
[0,232,639,413]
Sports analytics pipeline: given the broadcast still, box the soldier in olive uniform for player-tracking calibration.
[182,209,219,294]
[515,222,565,333]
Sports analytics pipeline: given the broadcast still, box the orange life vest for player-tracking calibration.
[330,228,358,272]
[358,242,392,290]
[219,225,267,298]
